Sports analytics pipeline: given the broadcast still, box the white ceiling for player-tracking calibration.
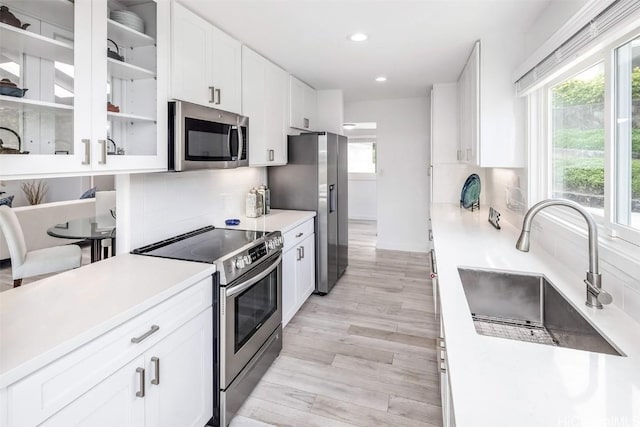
[181,0,553,101]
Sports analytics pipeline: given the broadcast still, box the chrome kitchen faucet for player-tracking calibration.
[515,198,613,309]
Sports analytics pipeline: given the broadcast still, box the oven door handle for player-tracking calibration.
[226,254,282,297]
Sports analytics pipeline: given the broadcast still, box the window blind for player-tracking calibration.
[516,0,640,95]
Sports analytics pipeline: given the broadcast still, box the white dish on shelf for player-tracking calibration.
[110,10,144,33]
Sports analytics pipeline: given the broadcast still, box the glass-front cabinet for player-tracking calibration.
[0,0,168,180]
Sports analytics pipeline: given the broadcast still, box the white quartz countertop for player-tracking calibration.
[0,254,215,387]
[431,204,640,427]
[214,209,316,233]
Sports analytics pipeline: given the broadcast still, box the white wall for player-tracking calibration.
[315,89,344,135]
[345,97,430,253]
[118,167,266,251]
[348,174,376,220]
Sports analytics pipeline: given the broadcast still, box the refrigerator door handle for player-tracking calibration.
[329,184,336,213]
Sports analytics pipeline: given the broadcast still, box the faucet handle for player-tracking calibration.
[597,290,613,305]
[584,279,613,306]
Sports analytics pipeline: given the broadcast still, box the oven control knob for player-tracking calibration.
[277,236,284,246]
[267,240,276,250]
[243,255,252,265]
[234,257,245,269]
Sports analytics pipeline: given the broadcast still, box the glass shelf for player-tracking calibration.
[0,95,73,113]
[107,19,155,48]
[0,22,73,64]
[107,111,155,123]
[107,58,155,80]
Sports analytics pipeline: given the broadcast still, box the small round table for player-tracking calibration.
[47,215,116,263]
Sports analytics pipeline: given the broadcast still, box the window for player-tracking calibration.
[550,62,605,215]
[614,35,640,232]
[530,26,640,246]
[348,138,376,174]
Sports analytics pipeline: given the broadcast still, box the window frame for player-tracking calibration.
[530,25,640,248]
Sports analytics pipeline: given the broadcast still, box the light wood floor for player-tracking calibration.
[236,220,442,427]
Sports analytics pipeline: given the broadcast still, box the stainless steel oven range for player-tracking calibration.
[132,226,284,427]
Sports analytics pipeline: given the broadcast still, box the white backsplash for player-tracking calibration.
[484,167,528,228]
[127,167,266,249]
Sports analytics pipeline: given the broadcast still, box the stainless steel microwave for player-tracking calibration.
[169,100,249,171]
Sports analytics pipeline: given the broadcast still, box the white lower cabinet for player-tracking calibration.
[144,308,213,427]
[3,277,213,427]
[282,219,316,326]
[38,356,146,427]
[40,308,212,427]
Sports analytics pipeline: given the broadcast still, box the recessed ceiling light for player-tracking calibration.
[343,123,356,130]
[376,76,387,82]
[349,33,368,42]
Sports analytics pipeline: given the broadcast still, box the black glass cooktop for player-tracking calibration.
[132,226,267,263]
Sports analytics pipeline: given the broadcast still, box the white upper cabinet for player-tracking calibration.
[431,83,459,164]
[242,46,287,166]
[211,25,241,114]
[0,0,169,179]
[170,1,212,107]
[457,42,479,165]
[457,39,524,168]
[289,76,316,131]
[171,2,241,114]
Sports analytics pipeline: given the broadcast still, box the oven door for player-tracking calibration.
[220,252,282,388]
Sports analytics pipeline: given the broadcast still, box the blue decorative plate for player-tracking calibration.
[460,174,481,209]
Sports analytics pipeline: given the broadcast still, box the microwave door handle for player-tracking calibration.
[237,125,244,165]
[227,125,235,163]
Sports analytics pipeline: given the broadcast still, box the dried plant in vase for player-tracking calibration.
[21,180,48,205]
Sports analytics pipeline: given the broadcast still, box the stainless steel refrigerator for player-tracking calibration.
[268,132,348,294]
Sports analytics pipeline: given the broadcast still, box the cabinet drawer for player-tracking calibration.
[7,276,212,427]
[282,218,314,253]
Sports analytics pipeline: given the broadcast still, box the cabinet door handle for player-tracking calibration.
[300,245,305,259]
[151,356,160,385]
[209,86,215,103]
[98,139,107,165]
[428,229,433,241]
[303,118,309,129]
[268,149,275,161]
[215,88,221,105]
[82,139,90,165]
[131,325,159,343]
[297,247,302,261]
[295,232,303,238]
[136,367,145,398]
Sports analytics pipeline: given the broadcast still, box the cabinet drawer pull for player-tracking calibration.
[209,86,215,103]
[82,139,90,165]
[151,356,160,385]
[295,232,303,238]
[136,367,145,398]
[98,139,107,165]
[131,325,159,343]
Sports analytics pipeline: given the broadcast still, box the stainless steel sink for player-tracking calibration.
[457,267,624,356]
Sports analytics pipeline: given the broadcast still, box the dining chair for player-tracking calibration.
[0,205,82,288]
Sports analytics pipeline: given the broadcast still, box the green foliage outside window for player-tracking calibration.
[552,66,640,204]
